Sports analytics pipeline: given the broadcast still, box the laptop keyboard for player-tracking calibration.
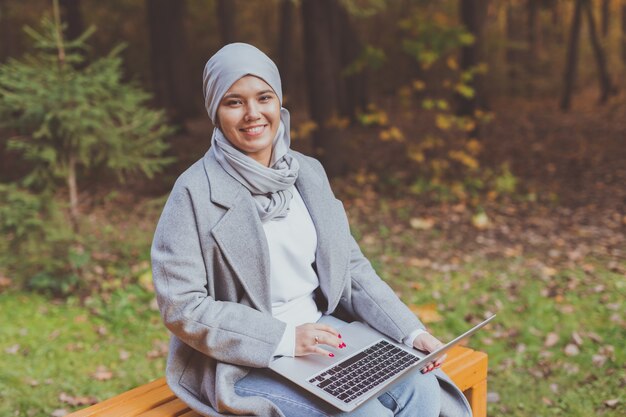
[307,339,420,404]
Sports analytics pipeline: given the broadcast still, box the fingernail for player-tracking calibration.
[329,353,335,357]
[338,334,342,339]
[341,342,347,348]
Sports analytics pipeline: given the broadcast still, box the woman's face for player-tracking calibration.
[216,75,281,166]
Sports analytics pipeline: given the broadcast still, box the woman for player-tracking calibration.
[151,43,471,417]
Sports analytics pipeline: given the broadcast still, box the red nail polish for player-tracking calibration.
[341,343,346,348]
[329,353,335,357]
[338,334,342,339]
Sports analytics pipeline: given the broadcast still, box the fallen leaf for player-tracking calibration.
[92,365,113,381]
[571,332,583,346]
[96,326,108,336]
[407,258,431,268]
[73,315,87,323]
[147,340,169,359]
[119,350,131,361]
[542,397,553,406]
[409,217,435,230]
[408,303,442,323]
[487,392,500,403]
[604,399,619,408]
[586,331,603,343]
[471,212,490,230]
[564,344,580,356]
[544,332,559,348]
[0,275,12,288]
[59,392,98,406]
[5,344,19,354]
[592,354,607,366]
[51,409,68,417]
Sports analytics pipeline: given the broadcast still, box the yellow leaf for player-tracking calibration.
[409,217,435,230]
[472,212,490,229]
[412,80,426,91]
[409,303,442,324]
[435,114,452,130]
[446,56,458,70]
[466,139,481,155]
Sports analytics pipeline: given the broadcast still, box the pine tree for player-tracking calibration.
[0,4,174,231]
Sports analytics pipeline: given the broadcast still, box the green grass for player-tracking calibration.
[1,194,625,416]
[0,286,169,416]
[355,231,626,416]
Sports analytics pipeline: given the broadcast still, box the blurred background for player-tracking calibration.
[0,0,624,416]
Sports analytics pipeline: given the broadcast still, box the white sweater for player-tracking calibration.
[264,187,424,357]
[263,187,322,357]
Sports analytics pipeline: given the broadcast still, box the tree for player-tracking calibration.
[301,0,367,176]
[602,0,610,37]
[561,0,614,110]
[217,0,237,45]
[278,0,296,100]
[457,0,489,130]
[622,1,626,63]
[145,0,194,122]
[0,7,174,231]
[59,0,84,41]
[583,0,613,104]
[527,0,540,74]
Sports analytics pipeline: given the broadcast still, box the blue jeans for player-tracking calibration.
[235,316,441,417]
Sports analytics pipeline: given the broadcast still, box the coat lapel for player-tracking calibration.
[294,153,350,313]
[203,151,272,313]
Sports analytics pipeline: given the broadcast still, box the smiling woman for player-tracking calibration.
[216,76,281,166]
[150,43,471,417]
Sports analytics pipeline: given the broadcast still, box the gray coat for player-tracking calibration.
[151,150,472,416]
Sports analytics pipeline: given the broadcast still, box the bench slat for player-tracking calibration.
[137,397,192,417]
[67,378,168,417]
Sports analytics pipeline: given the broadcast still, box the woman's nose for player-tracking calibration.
[244,102,261,121]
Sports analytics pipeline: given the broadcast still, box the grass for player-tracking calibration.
[0,195,624,416]
[0,286,169,416]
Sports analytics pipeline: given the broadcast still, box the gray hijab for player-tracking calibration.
[203,43,299,223]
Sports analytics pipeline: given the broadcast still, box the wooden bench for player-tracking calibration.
[67,346,488,417]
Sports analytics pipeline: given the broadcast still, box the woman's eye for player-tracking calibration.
[260,95,272,102]
[225,99,242,106]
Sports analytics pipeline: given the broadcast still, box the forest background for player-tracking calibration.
[0,0,624,416]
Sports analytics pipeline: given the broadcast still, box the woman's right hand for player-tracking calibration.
[295,323,346,357]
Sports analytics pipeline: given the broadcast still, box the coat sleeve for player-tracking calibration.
[151,181,286,368]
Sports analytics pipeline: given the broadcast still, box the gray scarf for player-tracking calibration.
[203,43,299,222]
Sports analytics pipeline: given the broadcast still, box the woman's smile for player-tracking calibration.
[217,75,281,166]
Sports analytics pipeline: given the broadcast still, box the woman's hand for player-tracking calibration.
[413,332,446,373]
[295,323,346,357]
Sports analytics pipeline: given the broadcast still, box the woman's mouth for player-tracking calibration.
[240,125,266,136]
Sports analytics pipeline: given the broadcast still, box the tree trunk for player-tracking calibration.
[561,0,583,111]
[527,0,540,75]
[622,2,626,64]
[333,2,368,118]
[458,0,489,132]
[506,2,525,89]
[301,0,345,177]
[217,0,237,45]
[583,0,613,104]
[146,0,194,122]
[278,0,295,101]
[67,152,80,233]
[59,0,84,41]
[602,0,610,37]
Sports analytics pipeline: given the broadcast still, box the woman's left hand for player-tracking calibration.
[413,332,446,373]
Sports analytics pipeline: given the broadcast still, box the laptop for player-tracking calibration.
[270,314,496,412]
